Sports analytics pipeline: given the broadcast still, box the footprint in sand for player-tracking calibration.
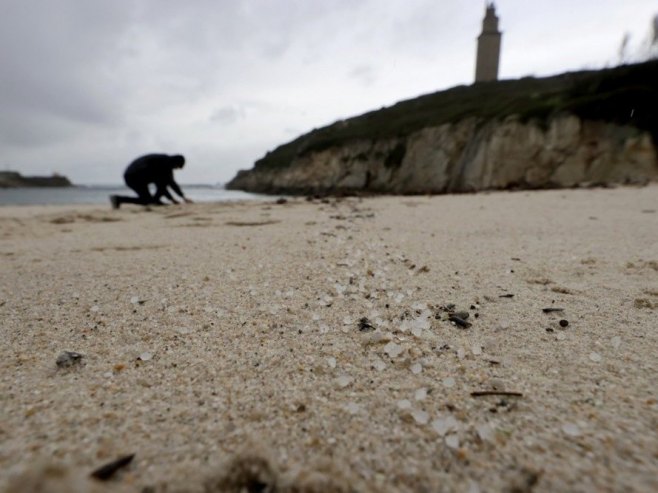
[49,213,121,224]
[89,245,165,252]
[225,220,281,227]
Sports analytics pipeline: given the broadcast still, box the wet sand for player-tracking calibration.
[0,186,657,492]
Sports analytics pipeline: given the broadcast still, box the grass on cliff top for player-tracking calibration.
[253,60,658,171]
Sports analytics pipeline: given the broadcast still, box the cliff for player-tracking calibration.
[227,61,658,195]
[0,171,73,188]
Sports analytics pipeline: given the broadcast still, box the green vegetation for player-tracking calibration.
[253,60,657,171]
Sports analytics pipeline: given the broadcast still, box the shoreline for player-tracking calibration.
[0,186,270,208]
[1,185,657,492]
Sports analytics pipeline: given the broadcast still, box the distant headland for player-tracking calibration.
[0,171,73,188]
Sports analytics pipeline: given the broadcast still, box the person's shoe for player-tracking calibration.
[110,195,120,210]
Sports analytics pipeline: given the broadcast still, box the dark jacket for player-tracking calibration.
[124,154,184,202]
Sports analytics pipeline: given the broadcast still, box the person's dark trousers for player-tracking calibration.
[112,178,158,207]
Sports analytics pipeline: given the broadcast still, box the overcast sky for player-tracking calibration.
[1,0,656,185]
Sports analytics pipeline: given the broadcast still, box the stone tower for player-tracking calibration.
[475,2,502,82]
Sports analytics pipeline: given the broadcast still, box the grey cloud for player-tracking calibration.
[210,105,246,125]
[129,0,354,61]
[0,1,132,145]
[349,64,377,85]
[0,113,73,147]
[0,0,362,151]
[209,98,281,126]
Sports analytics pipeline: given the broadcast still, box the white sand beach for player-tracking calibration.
[0,185,657,492]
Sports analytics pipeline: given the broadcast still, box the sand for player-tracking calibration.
[0,186,657,493]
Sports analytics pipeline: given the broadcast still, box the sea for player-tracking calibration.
[0,185,272,206]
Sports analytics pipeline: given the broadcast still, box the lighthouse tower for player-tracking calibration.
[475,2,502,82]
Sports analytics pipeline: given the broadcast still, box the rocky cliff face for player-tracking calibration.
[228,115,657,195]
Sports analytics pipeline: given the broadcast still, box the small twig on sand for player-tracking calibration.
[91,454,135,481]
[470,391,523,398]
